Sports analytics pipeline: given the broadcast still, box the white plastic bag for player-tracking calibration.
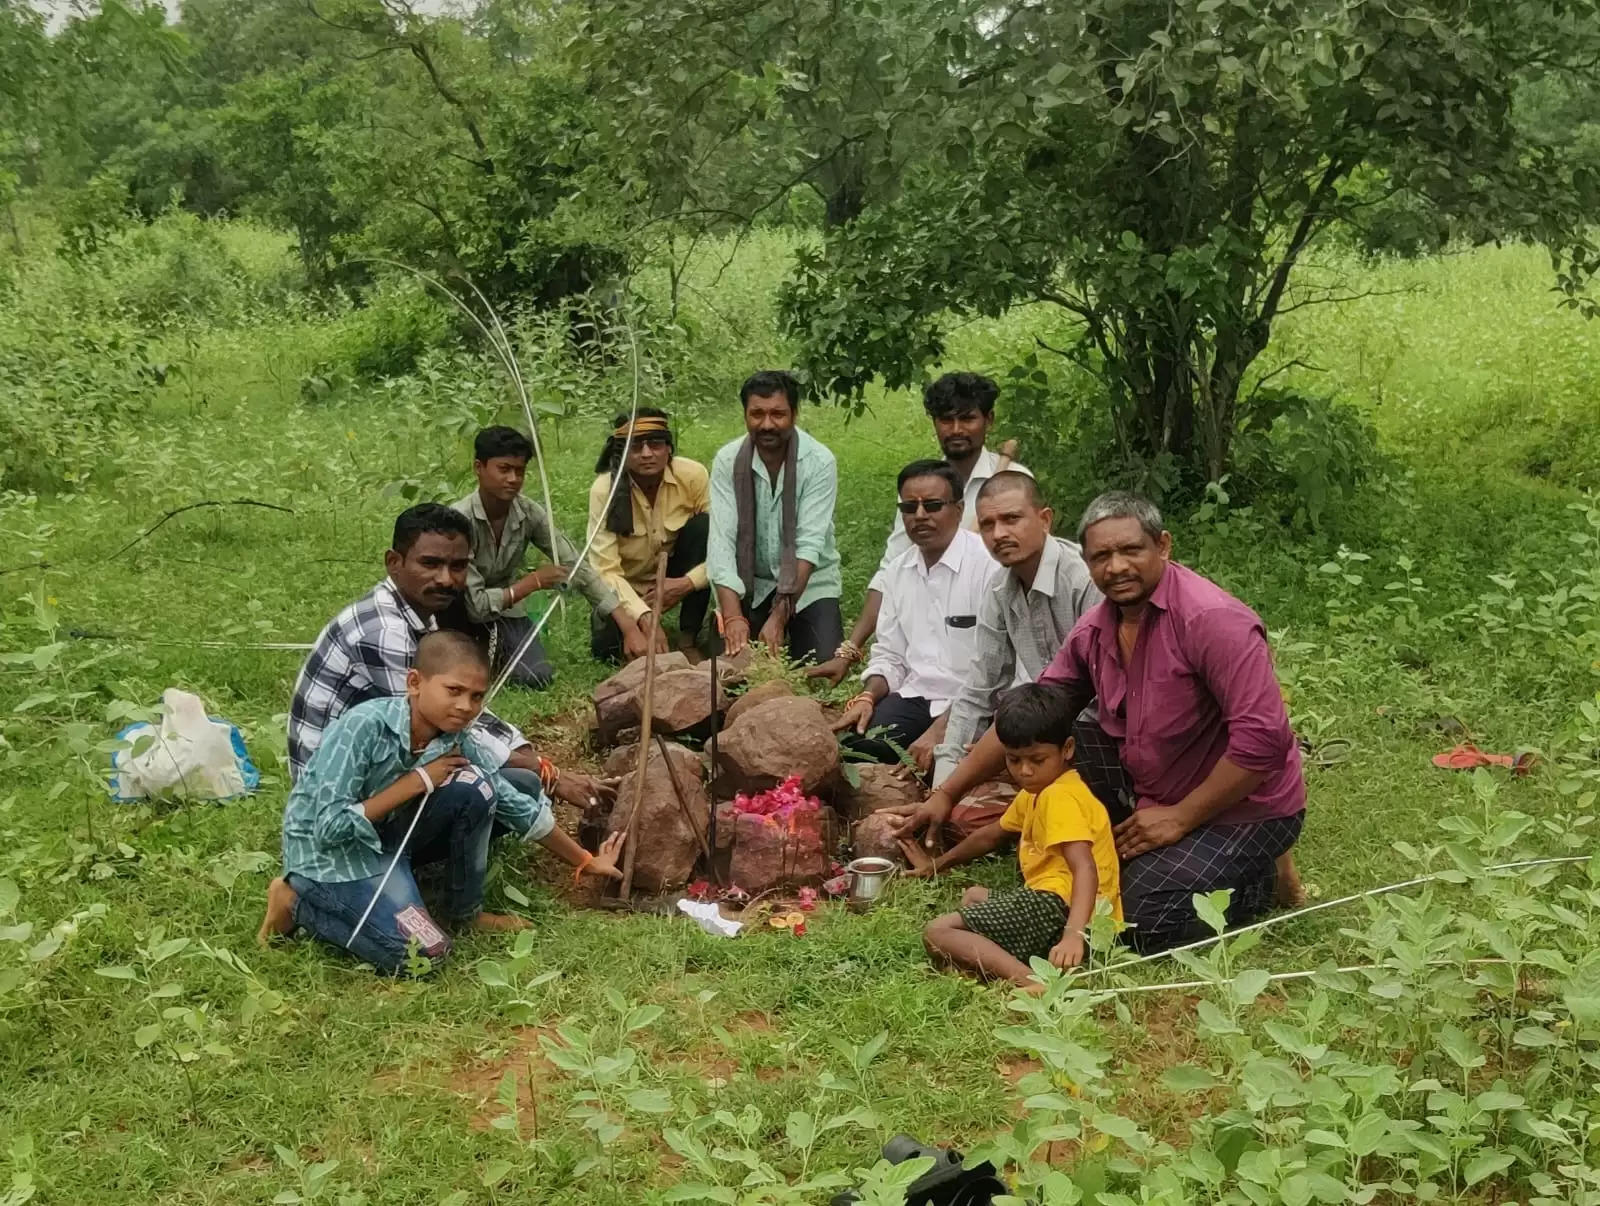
[110,688,259,802]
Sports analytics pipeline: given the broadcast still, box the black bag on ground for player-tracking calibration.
[830,1134,1009,1206]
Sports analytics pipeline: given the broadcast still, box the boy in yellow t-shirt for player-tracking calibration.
[920,683,1121,988]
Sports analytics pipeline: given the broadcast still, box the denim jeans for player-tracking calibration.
[287,770,495,975]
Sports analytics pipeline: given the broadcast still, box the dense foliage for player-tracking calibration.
[3,14,1600,1192]
[5,0,1598,490]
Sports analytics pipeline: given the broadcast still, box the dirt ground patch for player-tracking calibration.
[374,1027,562,1134]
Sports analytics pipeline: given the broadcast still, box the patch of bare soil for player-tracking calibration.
[523,705,605,776]
[374,1027,562,1134]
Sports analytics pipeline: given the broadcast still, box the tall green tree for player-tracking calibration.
[574,0,963,286]
[781,0,1600,488]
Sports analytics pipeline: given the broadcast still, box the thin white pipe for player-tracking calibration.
[1080,855,1590,980]
[1071,958,1510,999]
[485,312,644,702]
[348,784,435,949]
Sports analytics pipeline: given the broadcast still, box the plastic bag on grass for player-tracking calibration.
[110,688,259,802]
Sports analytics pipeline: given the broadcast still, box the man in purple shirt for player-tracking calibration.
[910,491,1305,951]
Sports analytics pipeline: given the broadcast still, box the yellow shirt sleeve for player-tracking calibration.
[677,458,712,591]
[999,790,1030,834]
[587,476,648,622]
[1033,778,1098,849]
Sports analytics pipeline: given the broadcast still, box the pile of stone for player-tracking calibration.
[588,661,1014,896]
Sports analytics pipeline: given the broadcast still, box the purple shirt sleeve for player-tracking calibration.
[1038,625,1097,718]
[1187,608,1295,775]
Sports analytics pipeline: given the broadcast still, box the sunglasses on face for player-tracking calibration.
[897,498,953,516]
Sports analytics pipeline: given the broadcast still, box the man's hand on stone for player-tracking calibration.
[626,613,668,660]
[622,622,653,661]
[722,616,750,657]
[1113,804,1190,860]
[554,771,620,813]
[830,696,874,735]
[884,788,954,851]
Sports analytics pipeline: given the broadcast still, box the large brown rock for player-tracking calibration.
[716,695,839,797]
[607,741,708,894]
[594,651,692,703]
[727,805,836,894]
[593,652,693,742]
[850,811,905,863]
[839,763,920,822]
[723,680,794,728]
[602,743,639,779]
[648,667,726,736]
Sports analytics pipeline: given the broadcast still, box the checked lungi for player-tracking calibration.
[1121,812,1303,953]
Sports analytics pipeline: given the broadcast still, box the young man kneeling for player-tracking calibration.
[259,631,625,975]
[921,684,1121,989]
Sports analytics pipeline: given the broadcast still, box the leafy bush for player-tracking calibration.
[0,309,153,493]
[308,277,455,387]
[1230,390,1385,532]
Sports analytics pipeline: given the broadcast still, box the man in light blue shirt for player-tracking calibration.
[707,370,843,665]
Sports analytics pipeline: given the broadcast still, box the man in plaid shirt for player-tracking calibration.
[288,504,616,813]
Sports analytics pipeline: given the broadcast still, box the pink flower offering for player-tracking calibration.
[797,887,818,911]
[730,776,823,820]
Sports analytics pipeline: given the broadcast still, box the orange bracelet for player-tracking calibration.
[573,852,594,883]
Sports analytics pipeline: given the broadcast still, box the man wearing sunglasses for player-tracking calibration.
[832,460,1002,768]
[882,472,1123,846]
[809,372,1030,688]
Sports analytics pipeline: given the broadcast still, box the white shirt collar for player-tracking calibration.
[915,528,971,578]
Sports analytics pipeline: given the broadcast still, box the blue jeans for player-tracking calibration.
[287,771,495,975]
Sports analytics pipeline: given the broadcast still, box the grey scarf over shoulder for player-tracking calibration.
[733,430,799,601]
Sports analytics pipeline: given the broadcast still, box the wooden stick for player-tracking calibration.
[618,550,670,899]
[994,437,1019,474]
[653,732,715,871]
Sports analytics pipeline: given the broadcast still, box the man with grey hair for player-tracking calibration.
[921,489,1306,952]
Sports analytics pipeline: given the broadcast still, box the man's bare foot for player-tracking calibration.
[1275,851,1307,908]
[257,877,296,945]
[474,912,533,933]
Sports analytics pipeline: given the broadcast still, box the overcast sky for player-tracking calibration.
[29,0,456,31]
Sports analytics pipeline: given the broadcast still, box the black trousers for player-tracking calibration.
[1072,714,1135,825]
[590,513,712,662]
[733,593,844,668]
[439,603,555,689]
[841,692,934,765]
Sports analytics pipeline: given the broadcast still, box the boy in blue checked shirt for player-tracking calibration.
[259,631,626,974]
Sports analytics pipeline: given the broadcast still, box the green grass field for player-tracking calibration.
[2,224,1599,1204]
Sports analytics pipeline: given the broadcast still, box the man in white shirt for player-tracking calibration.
[832,460,1002,771]
[809,373,1030,687]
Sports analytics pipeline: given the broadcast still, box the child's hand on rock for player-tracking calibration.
[587,830,627,880]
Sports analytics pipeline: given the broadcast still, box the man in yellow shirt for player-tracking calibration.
[586,408,712,660]
[919,683,1121,988]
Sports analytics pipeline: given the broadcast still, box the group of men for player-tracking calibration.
[263,367,1306,971]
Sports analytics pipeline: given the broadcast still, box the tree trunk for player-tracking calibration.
[823,153,866,228]
[3,202,21,255]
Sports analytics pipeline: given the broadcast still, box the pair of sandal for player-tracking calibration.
[1431,742,1537,777]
